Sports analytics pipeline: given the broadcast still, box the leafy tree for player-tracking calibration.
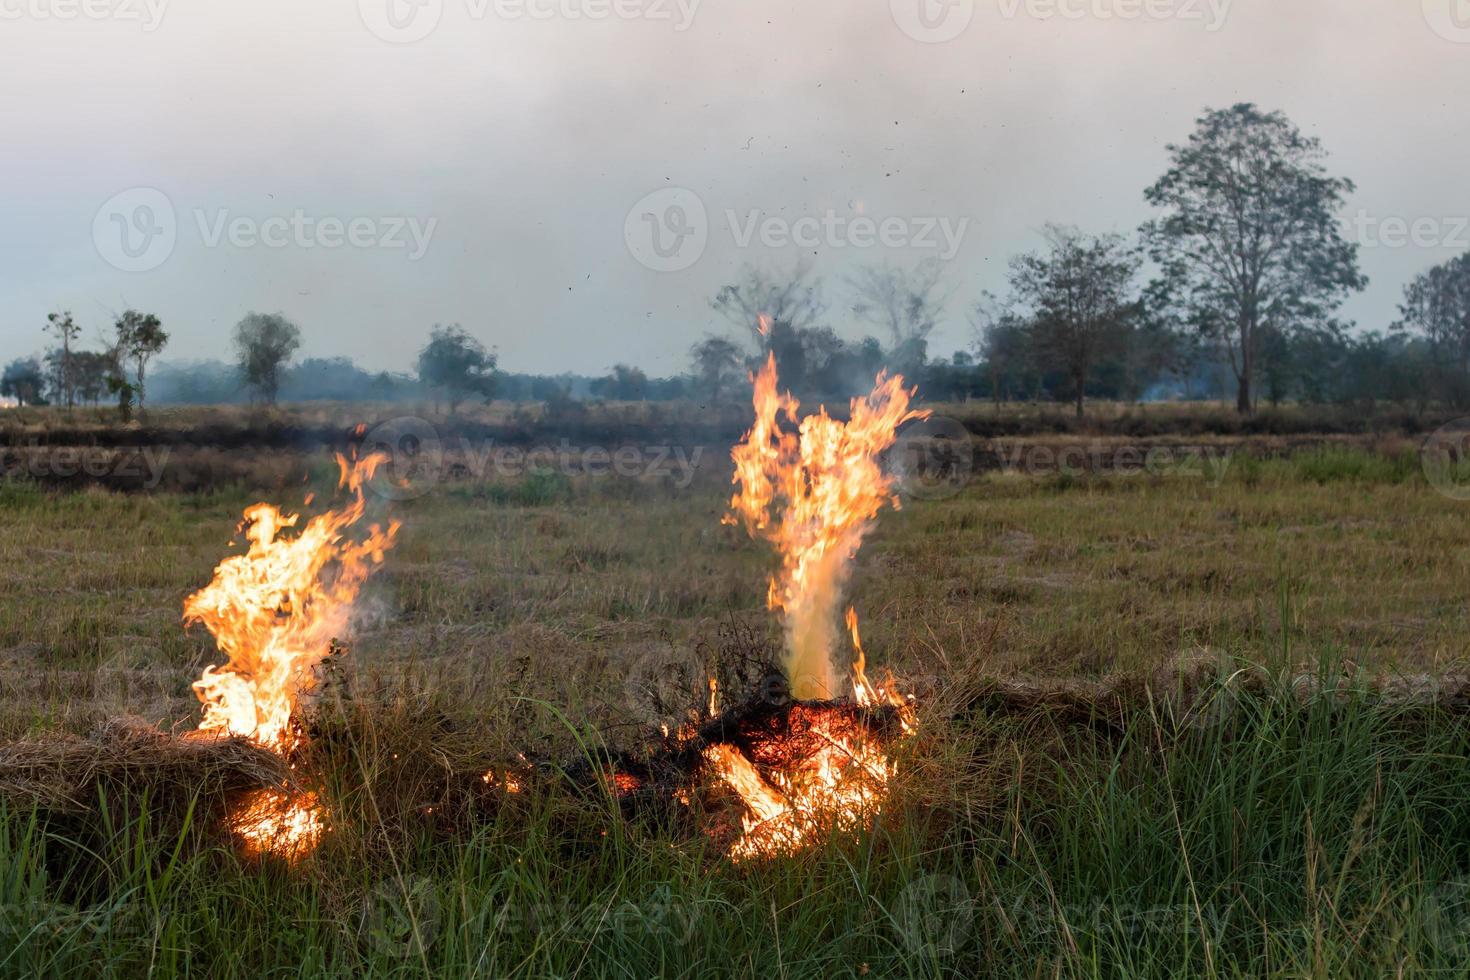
[1,357,46,406]
[417,324,497,413]
[591,364,649,401]
[974,297,1038,405]
[233,312,302,404]
[1394,252,1470,405]
[1119,313,1186,406]
[1142,103,1365,414]
[72,350,116,405]
[1003,226,1141,417]
[43,311,81,408]
[688,335,744,402]
[106,374,137,422]
[113,310,168,412]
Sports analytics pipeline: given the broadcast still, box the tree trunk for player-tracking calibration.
[1236,332,1253,415]
[1074,374,1085,418]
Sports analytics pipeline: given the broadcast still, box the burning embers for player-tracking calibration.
[707,349,921,859]
[185,452,398,858]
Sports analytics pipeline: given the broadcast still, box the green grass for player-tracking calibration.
[4,668,1470,977]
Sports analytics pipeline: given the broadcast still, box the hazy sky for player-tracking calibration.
[2,0,1467,377]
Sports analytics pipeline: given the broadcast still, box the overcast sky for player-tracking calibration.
[2,0,1467,377]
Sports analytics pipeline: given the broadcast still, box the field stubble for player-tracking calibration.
[1,417,1470,975]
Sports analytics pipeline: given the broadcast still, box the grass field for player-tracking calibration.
[3,428,1470,977]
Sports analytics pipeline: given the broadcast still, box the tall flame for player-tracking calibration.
[184,453,397,858]
[726,353,926,699]
[185,453,398,750]
[705,356,921,860]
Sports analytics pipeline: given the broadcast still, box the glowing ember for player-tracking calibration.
[185,453,397,858]
[703,706,900,860]
[725,352,925,700]
[230,788,325,861]
[710,351,921,859]
[185,453,398,750]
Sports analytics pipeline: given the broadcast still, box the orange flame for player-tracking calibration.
[725,354,926,699]
[708,358,921,859]
[185,453,398,750]
[185,453,398,858]
[702,701,904,861]
[229,788,325,860]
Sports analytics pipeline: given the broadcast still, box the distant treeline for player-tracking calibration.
[8,103,1470,418]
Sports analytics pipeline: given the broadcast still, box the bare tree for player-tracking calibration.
[847,257,952,375]
[711,261,826,349]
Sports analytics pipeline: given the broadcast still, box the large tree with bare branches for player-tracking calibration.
[710,261,826,349]
[847,257,951,375]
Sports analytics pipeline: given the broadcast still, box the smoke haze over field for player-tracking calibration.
[1,0,1467,376]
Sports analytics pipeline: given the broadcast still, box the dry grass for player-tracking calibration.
[0,439,1466,741]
